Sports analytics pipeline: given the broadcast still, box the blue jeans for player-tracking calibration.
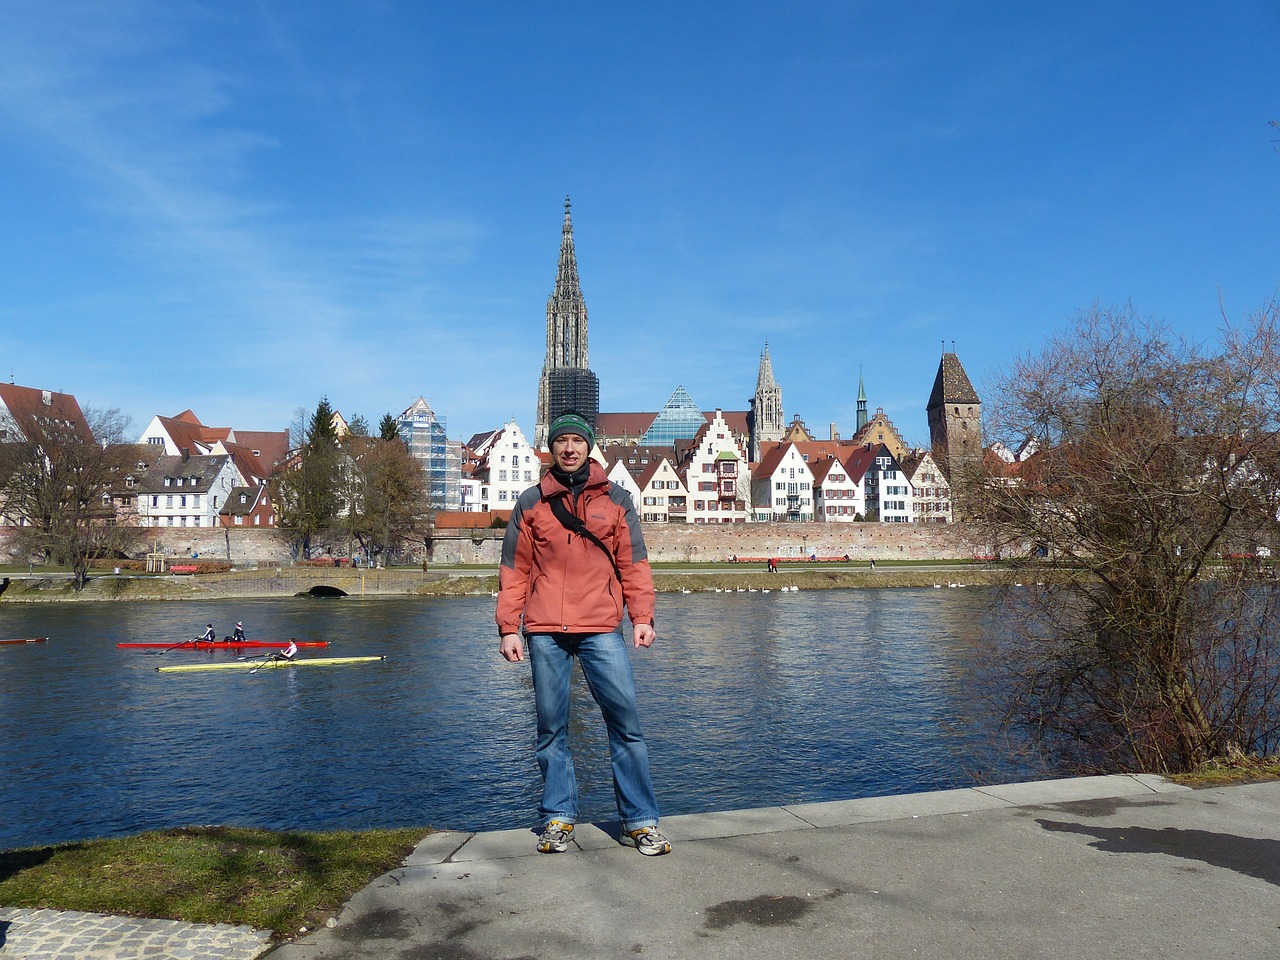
[526,631,660,831]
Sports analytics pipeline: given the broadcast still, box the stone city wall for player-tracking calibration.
[428,521,990,566]
[0,521,991,569]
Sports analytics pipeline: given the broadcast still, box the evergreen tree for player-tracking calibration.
[275,397,345,559]
[378,413,401,443]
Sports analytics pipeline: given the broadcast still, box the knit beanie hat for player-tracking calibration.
[547,411,595,449]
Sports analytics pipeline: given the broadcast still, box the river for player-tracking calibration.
[0,588,1028,850]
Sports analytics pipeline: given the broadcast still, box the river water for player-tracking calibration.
[0,589,1028,850]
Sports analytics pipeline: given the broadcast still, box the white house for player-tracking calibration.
[470,420,540,511]
[605,459,643,511]
[132,453,242,529]
[811,453,866,522]
[864,445,914,523]
[680,410,751,523]
[902,449,952,523]
[634,457,687,523]
[750,442,816,521]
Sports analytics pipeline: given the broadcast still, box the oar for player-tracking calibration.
[160,638,201,655]
[248,651,287,675]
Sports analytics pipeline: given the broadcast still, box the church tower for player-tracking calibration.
[535,197,599,448]
[747,341,784,461]
[926,347,982,515]
[856,370,868,432]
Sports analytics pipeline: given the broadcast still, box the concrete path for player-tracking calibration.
[268,774,1280,960]
[3,775,1278,959]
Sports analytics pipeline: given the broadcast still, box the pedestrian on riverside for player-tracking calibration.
[497,410,671,857]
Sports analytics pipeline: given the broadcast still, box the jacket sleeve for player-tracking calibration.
[496,495,533,636]
[610,484,656,627]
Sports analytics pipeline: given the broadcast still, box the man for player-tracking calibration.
[498,411,671,857]
[197,623,216,644]
[231,621,246,642]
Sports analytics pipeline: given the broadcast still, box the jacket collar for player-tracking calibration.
[539,459,608,498]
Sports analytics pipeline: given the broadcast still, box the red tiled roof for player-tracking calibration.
[0,383,93,444]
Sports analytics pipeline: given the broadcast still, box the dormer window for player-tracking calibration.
[136,461,146,471]
[125,476,135,488]
[163,477,171,487]
[239,493,248,504]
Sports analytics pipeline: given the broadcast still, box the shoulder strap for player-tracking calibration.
[546,492,622,581]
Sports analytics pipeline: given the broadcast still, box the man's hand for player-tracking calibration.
[633,622,656,649]
[499,633,524,662]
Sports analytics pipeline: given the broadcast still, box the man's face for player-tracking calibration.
[551,433,589,472]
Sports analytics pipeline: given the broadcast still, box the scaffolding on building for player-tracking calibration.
[397,397,461,511]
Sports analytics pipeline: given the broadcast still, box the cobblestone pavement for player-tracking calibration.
[0,906,272,959]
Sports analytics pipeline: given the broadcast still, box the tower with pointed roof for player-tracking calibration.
[926,348,982,516]
[747,342,784,461]
[535,197,599,448]
[856,371,868,432]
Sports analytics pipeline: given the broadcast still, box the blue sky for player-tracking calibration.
[1,2,1276,448]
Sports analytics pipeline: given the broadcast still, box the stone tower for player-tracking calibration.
[926,348,982,515]
[748,341,784,462]
[535,197,599,448]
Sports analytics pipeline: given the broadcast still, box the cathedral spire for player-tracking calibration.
[748,340,784,461]
[756,341,777,392]
[551,195,584,318]
[535,196,598,448]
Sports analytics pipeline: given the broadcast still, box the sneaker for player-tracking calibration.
[620,825,671,856]
[536,819,574,854]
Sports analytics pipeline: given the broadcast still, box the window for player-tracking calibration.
[234,515,244,525]
[164,477,171,487]
[150,496,158,507]
[165,495,173,508]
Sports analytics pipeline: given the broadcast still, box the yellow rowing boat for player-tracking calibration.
[157,656,385,673]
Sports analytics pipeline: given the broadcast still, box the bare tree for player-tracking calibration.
[0,407,147,589]
[347,436,429,565]
[973,302,1280,774]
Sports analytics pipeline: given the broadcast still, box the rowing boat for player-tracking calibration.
[0,638,48,645]
[157,656,385,673]
[118,640,329,650]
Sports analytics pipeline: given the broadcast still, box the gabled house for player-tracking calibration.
[0,383,94,445]
[132,453,241,528]
[750,442,816,521]
[850,408,909,462]
[678,409,750,523]
[901,449,952,523]
[634,457,687,524]
[811,454,866,522]
[137,411,288,478]
[605,459,643,510]
[863,444,914,523]
[220,484,274,527]
[467,421,540,512]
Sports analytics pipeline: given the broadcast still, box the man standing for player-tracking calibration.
[497,411,671,857]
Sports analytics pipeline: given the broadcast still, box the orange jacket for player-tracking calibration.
[497,462,655,636]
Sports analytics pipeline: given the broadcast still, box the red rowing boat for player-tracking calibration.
[0,638,49,645]
[116,640,330,650]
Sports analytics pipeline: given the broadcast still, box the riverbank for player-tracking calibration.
[0,563,1018,602]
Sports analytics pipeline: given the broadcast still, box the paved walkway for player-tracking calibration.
[3,775,1278,959]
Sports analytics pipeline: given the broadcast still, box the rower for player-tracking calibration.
[197,624,216,643]
[282,639,299,660]
[231,622,246,642]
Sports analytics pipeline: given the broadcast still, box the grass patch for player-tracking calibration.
[1167,757,1280,789]
[0,825,430,941]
